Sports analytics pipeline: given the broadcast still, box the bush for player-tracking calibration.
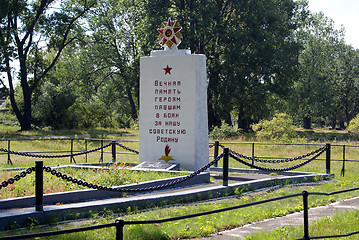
[209,122,239,139]
[347,114,359,133]
[251,113,297,141]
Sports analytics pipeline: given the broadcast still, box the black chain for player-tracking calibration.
[44,153,224,193]
[115,143,139,154]
[0,143,112,159]
[229,146,327,172]
[229,146,327,164]
[0,166,35,190]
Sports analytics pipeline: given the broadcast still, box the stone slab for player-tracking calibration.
[132,162,180,170]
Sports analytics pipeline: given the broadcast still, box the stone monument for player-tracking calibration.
[139,18,209,171]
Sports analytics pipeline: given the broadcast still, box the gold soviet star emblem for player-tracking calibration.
[157,18,183,49]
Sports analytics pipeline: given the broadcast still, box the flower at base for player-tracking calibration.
[92,169,96,173]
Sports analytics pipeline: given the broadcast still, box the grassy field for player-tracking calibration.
[1,127,359,239]
[0,164,186,199]
[246,210,359,240]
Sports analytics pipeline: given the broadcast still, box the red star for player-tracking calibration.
[163,65,172,75]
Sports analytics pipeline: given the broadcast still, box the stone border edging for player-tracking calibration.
[0,170,332,230]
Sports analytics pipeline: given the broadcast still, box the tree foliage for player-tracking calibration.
[252,113,297,141]
[1,0,359,133]
[0,0,95,130]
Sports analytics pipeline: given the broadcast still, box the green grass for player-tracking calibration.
[0,135,139,168]
[1,128,359,239]
[0,163,186,199]
[2,178,358,239]
[246,210,359,240]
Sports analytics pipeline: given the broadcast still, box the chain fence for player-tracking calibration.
[0,141,140,160]
[228,145,327,172]
[1,143,329,192]
[0,143,112,159]
[0,166,35,190]
[228,145,327,164]
[115,142,139,154]
[43,153,224,193]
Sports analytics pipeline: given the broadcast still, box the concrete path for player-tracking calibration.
[194,196,359,240]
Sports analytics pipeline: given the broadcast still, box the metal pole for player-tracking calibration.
[251,142,255,167]
[223,148,229,186]
[302,191,310,240]
[35,161,43,211]
[326,143,331,174]
[115,219,125,240]
[99,139,104,162]
[7,140,12,165]
[341,145,345,177]
[112,141,116,163]
[85,139,88,163]
[70,139,76,164]
[214,141,219,167]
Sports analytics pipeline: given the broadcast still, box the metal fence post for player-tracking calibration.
[99,139,104,162]
[85,139,88,163]
[35,161,43,211]
[214,141,219,167]
[70,139,76,164]
[7,140,12,165]
[112,141,116,163]
[326,143,331,174]
[251,142,255,167]
[302,190,310,240]
[223,148,229,186]
[341,145,346,177]
[115,219,125,240]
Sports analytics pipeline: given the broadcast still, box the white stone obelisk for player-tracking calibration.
[139,19,208,171]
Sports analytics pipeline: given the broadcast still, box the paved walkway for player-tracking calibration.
[194,196,359,240]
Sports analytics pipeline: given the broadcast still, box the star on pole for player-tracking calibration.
[157,18,183,49]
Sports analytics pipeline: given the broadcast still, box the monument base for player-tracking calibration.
[133,162,180,171]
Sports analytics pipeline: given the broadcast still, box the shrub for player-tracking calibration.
[251,113,297,141]
[209,122,239,139]
[347,114,359,133]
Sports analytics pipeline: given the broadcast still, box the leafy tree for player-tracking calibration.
[169,0,306,130]
[292,12,346,129]
[332,45,359,128]
[0,0,95,130]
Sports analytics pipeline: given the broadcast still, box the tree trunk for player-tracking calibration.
[207,102,220,130]
[18,48,32,131]
[237,104,249,131]
[303,116,311,129]
[331,119,336,130]
[125,84,137,120]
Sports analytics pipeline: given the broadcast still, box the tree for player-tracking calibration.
[293,12,347,129]
[333,45,359,127]
[166,0,305,130]
[0,0,95,130]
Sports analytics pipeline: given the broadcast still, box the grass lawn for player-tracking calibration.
[246,210,359,240]
[1,127,359,239]
[0,163,187,199]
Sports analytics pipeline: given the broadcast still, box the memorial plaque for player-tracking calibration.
[133,162,180,171]
[139,19,209,171]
